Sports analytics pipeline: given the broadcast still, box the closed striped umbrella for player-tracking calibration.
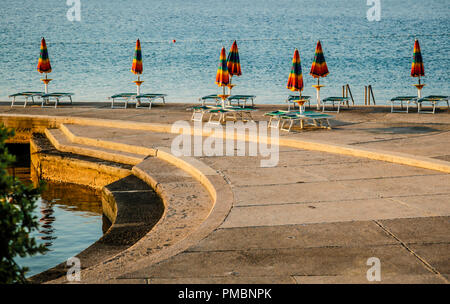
[131,39,144,95]
[287,49,304,96]
[227,40,242,76]
[411,39,424,84]
[37,37,52,74]
[226,40,241,94]
[131,39,143,76]
[310,40,329,86]
[216,47,230,89]
[216,47,230,107]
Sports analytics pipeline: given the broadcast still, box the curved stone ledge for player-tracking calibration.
[30,133,131,190]
[23,124,233,284]
[31,175,164,284]
[63,151,233,283]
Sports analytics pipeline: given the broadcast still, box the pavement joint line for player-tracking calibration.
[202,160,373,170]
[386,197,438,217]
[233,192,450,208]
[348,130,450,146]
[111,190,155,193]
[404,241,450,246]
[289,276,298,284]
[232,173,447,188]
[213,216,450,231]
[140,275,295,280]
[185,243,410,253]
[373,220,449,284]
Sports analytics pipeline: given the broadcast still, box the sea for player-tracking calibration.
[0,0,448,104]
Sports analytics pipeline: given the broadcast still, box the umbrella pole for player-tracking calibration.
[299,90,302,113]
[418,76,420,98]
[45,74,48,94]
[229,76,233,95]
[315,79,322,110]
[134,75,144,96]
[222,86,226,108]
[414,76,425,98]
[41,73,52,94]
[137,75,140,95]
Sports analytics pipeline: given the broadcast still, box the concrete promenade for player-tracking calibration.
[1,102,449,284]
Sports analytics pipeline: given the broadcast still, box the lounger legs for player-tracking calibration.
[268,117,281,129]
[10,96,29,108]
[111,98,129,109]
[390,100,413,113]
[280,119,304,132]
[191,111,205,122]
[279,117,331,132]
[208,113,223,125]
[322,101,341,113]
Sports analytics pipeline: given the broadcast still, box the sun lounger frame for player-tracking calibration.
[109,93,137,109]
[191,105,220,122]
[227,95,256,108]
[110,93,166,109]
[286,95,311,111]
[9,92,73,108]
[9,92,44,107]
[199,95,221,106]
[279,112,333,132]
[264,110,298,129]
[388,96,418,113]
[417,96,449,114]
[199,94,256,109]
[321,97,350,113]
[40,93,74,108]
[207,107,255,124]
[135,93,167,109]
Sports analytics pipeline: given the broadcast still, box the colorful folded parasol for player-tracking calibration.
[131,39,143,75]
[310,40,329,85]
[411,39,424,83]
[287,48,304,94]
[37,37,52,74]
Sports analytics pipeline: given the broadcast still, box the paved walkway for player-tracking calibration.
[1,103,449,283]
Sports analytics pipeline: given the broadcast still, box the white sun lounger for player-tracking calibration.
[279,112,333,132]
[227,95,256,108]
[135,93,167,109]
[9,92,44,107]
[417,95,449,114]
[40,92,74,108]
[207,107,256,125]
[109,93,166,109]
[321,97,350,113]
[388,96,418,113]
[286,95,311,111]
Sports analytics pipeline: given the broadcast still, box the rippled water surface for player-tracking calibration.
[10,166,103,278]
[0,0,448,104]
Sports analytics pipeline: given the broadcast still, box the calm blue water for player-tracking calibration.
[0,0,448,104]
[14,179,103,278]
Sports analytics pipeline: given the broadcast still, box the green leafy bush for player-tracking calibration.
[0,125,47,284]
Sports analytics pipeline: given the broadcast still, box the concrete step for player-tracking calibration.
[45,128,145,165]
[60,123,158,156]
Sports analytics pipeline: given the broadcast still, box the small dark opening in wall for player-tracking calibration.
[5,143,31,167]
